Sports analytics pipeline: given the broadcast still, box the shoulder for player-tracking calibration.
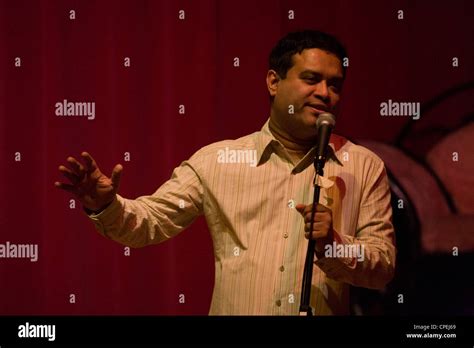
[332,133,386,173]
[186,132,260,166]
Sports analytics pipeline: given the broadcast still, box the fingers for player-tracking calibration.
[110,164,123,188]
[296,203,330,216]
[315,204,330,213]
[295,204,306,215]
[304,211,331,224]
[304,221,327,232]
[304,220,331,240]
[304,230,326,240]
[81,152,98,173]
[54,181,76,194]
[297,205,332,223]
[66,156,85,179]
[296,203,315,217]
[58,165,80,185]
[55,152,94,192]
[297,202,332,241]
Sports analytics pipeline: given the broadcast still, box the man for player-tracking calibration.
[55,30,396,315]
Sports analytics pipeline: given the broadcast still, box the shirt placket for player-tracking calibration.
[273,161,299,314]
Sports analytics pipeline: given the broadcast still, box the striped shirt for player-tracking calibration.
[87,118,396,315]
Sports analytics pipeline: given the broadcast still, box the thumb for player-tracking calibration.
[295,203,306,215]
[110,164,123,189]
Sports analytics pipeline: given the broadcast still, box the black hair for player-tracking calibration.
[269,29,348,80]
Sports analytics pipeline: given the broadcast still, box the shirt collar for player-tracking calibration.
[255,118,344,171]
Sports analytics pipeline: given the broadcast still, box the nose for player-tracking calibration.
[313,80,329,102]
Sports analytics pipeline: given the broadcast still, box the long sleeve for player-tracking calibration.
[79,121,398,314]
[315,158,396,290]
[85,158,204,248]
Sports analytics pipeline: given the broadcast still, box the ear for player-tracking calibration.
[266,70,280,98]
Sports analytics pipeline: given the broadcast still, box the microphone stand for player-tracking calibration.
[299,151,327,316]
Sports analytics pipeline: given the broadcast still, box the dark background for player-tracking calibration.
[0,0,473,315]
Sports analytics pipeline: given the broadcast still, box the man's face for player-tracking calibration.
[267,48,344,141]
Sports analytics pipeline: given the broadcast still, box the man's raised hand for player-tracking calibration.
[54,152,123,212]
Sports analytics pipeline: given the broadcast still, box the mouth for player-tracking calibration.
[305,103,330,114]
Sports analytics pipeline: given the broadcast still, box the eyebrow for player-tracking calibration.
[299,70,343,81]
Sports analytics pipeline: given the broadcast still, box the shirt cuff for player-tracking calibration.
[314,230,358,275]
[84,195,123,236]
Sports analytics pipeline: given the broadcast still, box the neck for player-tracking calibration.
[268,117,314,153]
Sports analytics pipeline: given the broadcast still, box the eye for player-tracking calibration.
[303,78,317,84]
[328,79,343,93]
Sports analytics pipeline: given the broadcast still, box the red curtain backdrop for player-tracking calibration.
[0,0,472,315]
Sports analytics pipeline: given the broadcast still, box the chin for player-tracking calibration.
[292,114,318,138]
[300,112,319,128]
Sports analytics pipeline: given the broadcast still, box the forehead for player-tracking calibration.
[290,48,343,77]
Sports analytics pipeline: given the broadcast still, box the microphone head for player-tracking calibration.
[316,112,336,129]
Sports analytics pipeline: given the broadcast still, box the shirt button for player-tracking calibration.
[283,233,288,239]
[279,265,285,272]
[287,199,295,209]
[275,300,282,307]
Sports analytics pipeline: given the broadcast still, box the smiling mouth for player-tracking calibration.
[305,104,329,114]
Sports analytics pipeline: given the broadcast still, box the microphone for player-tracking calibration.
[315,112,336,173]
[300,112,337,316]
